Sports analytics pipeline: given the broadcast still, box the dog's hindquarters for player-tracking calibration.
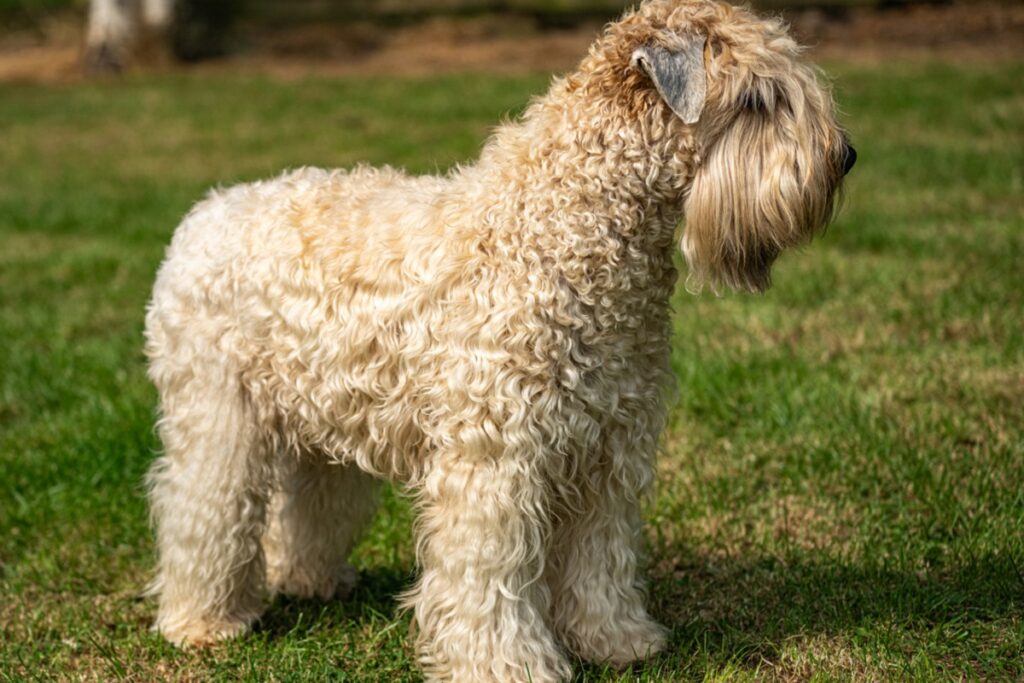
[142,185,275,643]
[143,180,327,645]
[143,171,408,645]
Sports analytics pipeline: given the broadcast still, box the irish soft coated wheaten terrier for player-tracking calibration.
[143,0,855,680]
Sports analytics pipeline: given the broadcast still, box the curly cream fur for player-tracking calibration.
[143,1,850,680]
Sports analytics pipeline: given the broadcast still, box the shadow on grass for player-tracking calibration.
[254,565,415,641]
[636,546,1024,674]
[248,549,1022,677]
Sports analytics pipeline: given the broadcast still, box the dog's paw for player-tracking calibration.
[568,616,667,667]
[158,618,250,648]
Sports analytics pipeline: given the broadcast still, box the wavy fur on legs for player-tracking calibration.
[404,458,571,682]
[546,418,669,666]
[145,360,270,645]
[264,457,379,600]
[144,1,851,680]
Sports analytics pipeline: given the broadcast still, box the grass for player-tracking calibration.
[1,58,1022,681]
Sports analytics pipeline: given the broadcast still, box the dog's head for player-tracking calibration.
[596,0,854,292]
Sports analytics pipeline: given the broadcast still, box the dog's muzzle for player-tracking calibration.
[843,144,857,176]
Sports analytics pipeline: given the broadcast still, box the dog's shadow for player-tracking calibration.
[636,545,1022,676]
[254,549,1020,678]
[256,566,413,641]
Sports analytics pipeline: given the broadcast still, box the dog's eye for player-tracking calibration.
[741,84,788,116]
[741,90,767,113]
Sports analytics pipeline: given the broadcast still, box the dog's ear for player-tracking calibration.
[630,34,707,124]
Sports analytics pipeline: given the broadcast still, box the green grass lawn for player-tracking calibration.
[1,59,1022,681]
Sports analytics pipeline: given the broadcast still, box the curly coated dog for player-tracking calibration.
[143,1,855,680]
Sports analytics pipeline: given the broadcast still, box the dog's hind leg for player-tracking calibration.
[264,456,379,600]
[147,366,272,646]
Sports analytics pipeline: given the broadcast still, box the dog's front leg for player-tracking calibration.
[546,422,667,667]
[404,455,570,683]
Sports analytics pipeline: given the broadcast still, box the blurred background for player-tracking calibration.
[1,0,1022,79]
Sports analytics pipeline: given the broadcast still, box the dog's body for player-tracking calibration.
[144,1,853,680]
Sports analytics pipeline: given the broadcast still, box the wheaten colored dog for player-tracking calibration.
[144,1,854,680]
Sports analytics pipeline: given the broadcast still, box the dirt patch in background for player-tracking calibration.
[241,15,605,79]
[1,2,1022,84]
[791,1,1024,62]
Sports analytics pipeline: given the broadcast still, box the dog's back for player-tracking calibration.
[145,164,485,480]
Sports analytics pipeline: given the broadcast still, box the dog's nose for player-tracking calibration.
[843,145,857,175]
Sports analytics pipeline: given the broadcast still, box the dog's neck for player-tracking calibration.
[468,75,690,317]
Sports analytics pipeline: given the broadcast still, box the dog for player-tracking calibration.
[143,1,854,680]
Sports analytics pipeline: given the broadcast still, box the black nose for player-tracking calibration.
[843,144,857,175]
